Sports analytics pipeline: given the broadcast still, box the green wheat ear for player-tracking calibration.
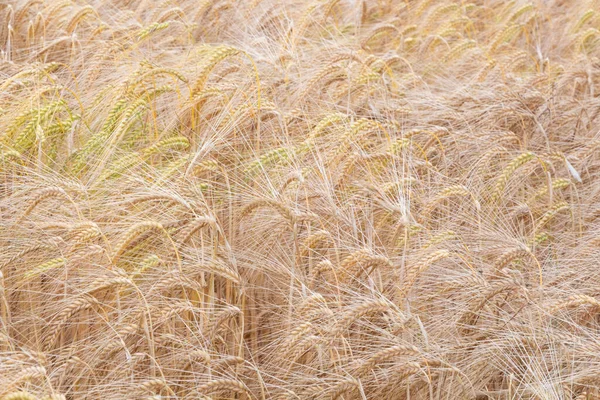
[97,152,143,182]
[192,45,241,94]
[537,202,570,230]
[489,24,523,54]
[98,136,189,182]
[193,159,220,175]
[390,138,411,154]
[331,118,378,163]
[531,232,551,246]
[444,40,477,63]
[143,136,190,157]
[491,152,536,201]
[71,98,147,174]
[245,146,293,176]
[156,153,192,184]
[528,178,571,203]
[576,28,600,52]
[138,22,170,42]
[6,100,67,148]
[129,69,187,93]
[0,149,21,165]
[130,254,163,278]
[506,3,534,23]
[572,9,595,33]
[23,257,67,280]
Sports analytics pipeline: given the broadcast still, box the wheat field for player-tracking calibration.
[1,0,599,398]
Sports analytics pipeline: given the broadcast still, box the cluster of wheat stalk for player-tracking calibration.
[1,0,600,398]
